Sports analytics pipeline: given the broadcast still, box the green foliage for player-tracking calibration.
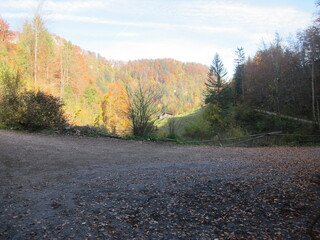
[0,121,7,129]
[155,106,207,137]
[201,104,253,139]
[166,132,179,140]
[17,22,33,76]
[231,104,260,132]
[233,47,246,103]
[84,86,98,106]
[126,85,159,136]
[205,53,228,105]
[204,89,218,105]
[0,62,21,94]
[203,104,223,129]
[204,54,234,124]
[0,63,23,126]
[165,118,182,140]
[220,86,234,109]
[183,107,213,140]
[183,119,212,140]
[168,118,177,136]
[230,104,319,135]
[254,115,313,134]
[225,126,246,138]
[0,42,9,60]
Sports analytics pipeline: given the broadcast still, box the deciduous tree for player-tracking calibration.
[125,82,160,136]
[101,81,130,134]
[0,17,14,43]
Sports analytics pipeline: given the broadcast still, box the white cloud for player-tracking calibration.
[187,25,240,34]
[4,0,310,36]
[0,0,112,12]
[116,32,139,37]
[0,0,36,10]
[48,13,240,34]
[183,1,312,33]
[46,0,110,12]
[2,13,30,19]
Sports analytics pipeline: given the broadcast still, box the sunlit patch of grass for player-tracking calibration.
[154,105,208,136]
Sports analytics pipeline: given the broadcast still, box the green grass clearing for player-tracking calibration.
[154,105,207,137]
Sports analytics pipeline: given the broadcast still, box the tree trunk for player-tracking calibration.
[46,65,49,85]
[34,24,38,87]
[317,100,320,129]
[60,47,64,98]
[312,60,316,122]
[241,72,244,101]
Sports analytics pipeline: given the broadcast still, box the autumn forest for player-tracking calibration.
[0,3,320,139]
[2,2,320,239]
[0,14,210,133]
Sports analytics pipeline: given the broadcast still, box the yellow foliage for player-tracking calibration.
[101,81,130,134]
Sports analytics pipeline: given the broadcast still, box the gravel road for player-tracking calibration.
[0,130,319,239]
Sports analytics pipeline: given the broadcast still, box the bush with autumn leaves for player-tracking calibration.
[0,64,67,130]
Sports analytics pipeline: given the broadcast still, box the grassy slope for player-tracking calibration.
[155,105,207,136]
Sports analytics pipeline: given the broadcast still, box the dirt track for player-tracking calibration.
[0,130,319,239]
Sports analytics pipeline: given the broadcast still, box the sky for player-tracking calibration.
[1,0,318,76]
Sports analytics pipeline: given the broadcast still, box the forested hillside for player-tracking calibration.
[0,16,207,132]
[1,1,320,140]
[195,21,320,140]
[165,3,320,140]
[241,35,320,121]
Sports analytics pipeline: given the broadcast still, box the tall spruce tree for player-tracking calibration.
[205,53,228,105]
[233,47,245,103]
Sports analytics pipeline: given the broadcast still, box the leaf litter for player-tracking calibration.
[0,131,319,239]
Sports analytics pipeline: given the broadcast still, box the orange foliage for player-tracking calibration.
[0,17,16,66]
[73,49,92,94]
[0,18,15,43]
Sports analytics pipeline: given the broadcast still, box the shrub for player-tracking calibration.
[1,62,68,131]
[18,91,67,130]
[183,120,212,140]
[126,85,159,136]
[0,64,22,126]
[0,92,22,127]
[203,103,225,132]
